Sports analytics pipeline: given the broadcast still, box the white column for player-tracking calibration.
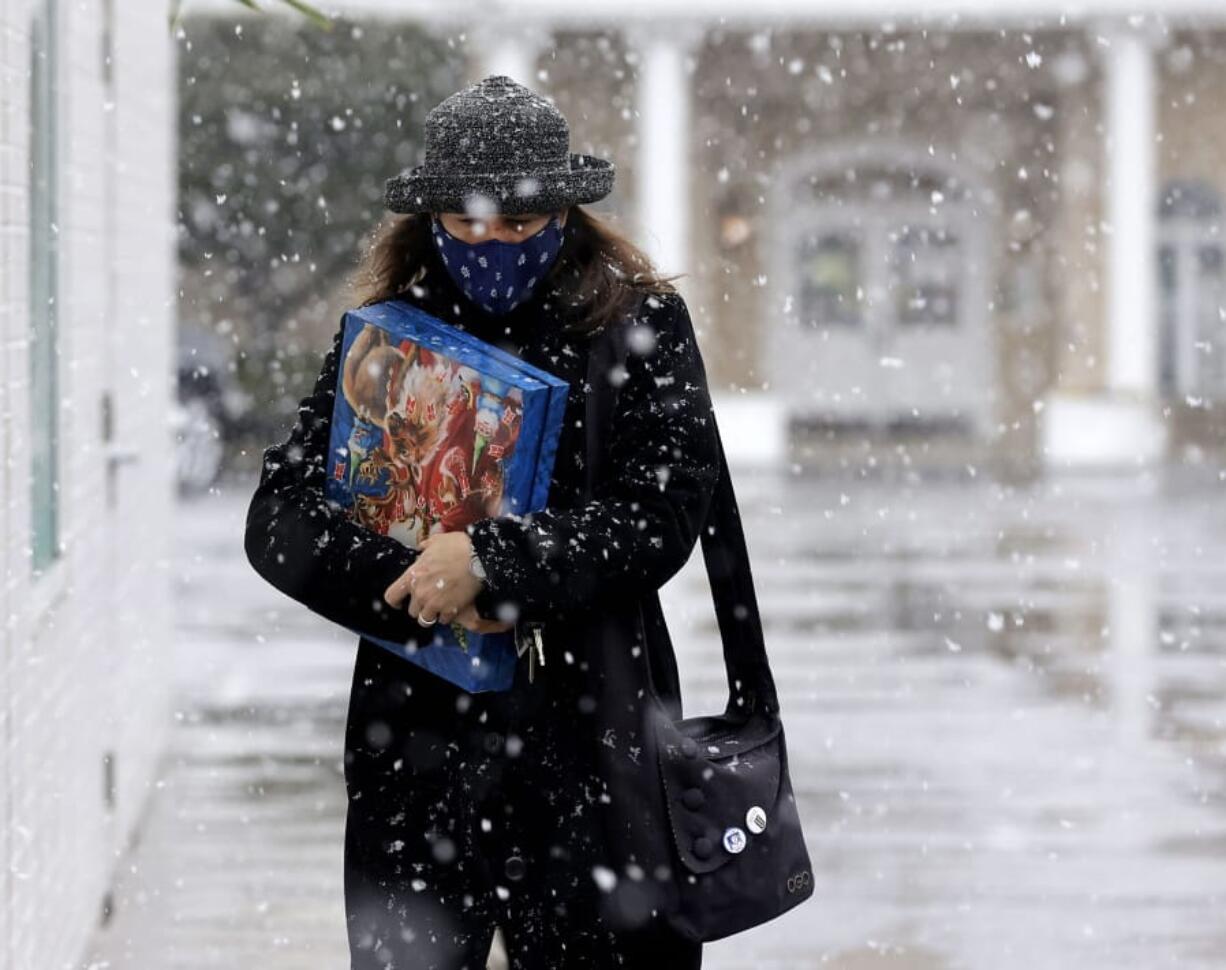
[1040,24,1167,470]
[473,22,549,88]
[630,25,703,298]
[1105,28,1158,398]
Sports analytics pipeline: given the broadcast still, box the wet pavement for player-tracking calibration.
[82,467,1226,969]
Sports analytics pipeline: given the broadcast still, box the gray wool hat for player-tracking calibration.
[384,74,615,217]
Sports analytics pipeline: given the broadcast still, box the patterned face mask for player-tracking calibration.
[430,213,566,315]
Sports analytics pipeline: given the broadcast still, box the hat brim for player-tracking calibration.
[384,153,615,215]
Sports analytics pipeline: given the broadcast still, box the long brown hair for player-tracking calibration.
[344,205,681,335]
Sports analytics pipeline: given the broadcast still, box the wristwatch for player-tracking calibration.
[468,550,488,582]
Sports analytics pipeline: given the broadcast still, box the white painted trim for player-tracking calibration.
[710,391,788,466]
[1039,391,1167,468]
[185,0,1226,29]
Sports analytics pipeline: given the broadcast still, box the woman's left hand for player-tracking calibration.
[384,530,484,625]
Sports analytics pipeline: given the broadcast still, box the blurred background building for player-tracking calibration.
[6,0,1226,968]
[174,1,1226,487]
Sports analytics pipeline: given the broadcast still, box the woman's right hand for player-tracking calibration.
[453,603,514,634]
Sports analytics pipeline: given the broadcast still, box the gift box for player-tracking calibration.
[324,299,569,692]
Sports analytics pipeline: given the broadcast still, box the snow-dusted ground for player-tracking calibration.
[82,468,1226,969]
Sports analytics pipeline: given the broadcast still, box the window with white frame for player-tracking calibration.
[1158,179,1226,401]
[29,0,60,576]
[792,167,968,336]
[796,229,863,327]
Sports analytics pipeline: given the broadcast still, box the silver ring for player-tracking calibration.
[417,614,437,627]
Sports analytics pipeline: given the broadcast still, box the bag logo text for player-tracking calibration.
[786,869,812,894]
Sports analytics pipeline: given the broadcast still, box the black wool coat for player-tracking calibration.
[243,245,722,953]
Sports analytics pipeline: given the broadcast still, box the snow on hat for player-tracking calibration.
[384,74,615,217]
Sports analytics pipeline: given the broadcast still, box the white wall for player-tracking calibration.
[0,2,177,968]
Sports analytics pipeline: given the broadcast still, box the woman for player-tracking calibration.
[244,75,720,969]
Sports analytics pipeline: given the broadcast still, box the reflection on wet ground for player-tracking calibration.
[82,470,1226,969]
[678,469,1226,969]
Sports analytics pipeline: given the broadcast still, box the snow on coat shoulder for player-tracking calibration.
[468,289,721,626]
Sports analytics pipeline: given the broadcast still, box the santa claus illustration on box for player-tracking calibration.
[337,322,523,549]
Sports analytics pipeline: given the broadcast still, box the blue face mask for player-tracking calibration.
[430,213,566,315]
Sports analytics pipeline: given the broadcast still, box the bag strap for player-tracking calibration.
[585,299,781,720]
[701,420,781,718]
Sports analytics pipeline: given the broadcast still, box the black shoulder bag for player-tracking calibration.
[582,301,816,944]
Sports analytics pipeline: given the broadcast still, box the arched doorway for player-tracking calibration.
[768,142,996,435]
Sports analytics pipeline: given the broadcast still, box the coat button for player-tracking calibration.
[692,836,714,859]
[483,731,505,754]
[504,855,527,881]
[680,738,699,758]
[682,787,705,810]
